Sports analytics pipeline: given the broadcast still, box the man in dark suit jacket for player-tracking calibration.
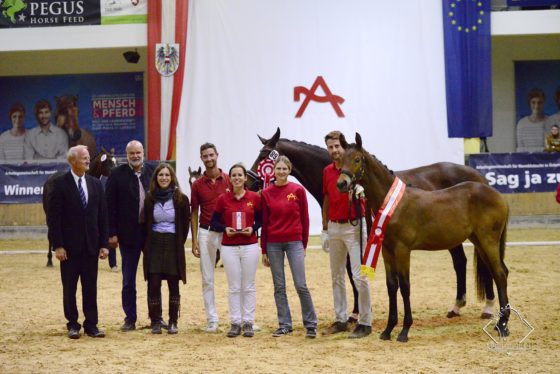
[106,140,155,331]
[48,145,109,339]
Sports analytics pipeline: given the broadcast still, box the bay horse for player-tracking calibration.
[43,147,118,266]
[55,95,98,158]
[249,128,496,318]
[336,133,510,342]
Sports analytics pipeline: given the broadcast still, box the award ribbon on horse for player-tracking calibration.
[257,150,279,189]
[361,177,406,280]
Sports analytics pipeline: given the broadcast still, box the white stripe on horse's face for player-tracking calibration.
[336,173,353,193]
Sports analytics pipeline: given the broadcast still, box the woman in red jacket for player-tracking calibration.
[211,163,261,338]
[261,156,317,338]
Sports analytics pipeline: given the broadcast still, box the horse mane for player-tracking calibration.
[347,143,394,175]
[278,138,327,153]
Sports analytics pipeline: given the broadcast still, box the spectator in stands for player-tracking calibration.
[516,88,546,153]
[0,103,27,161]
[556,182,560,204]
[544,125,560,153]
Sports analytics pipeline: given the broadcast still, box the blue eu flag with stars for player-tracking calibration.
[442,0,492,138]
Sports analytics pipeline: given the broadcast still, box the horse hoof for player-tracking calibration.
[493,324,510,337]
[456,299,466,308]
[379,332,391,341]
[480,312,493,319]
[446,310,461,318]
[397,334,409,343]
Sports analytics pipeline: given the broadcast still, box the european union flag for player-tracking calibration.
[442,0,492,138]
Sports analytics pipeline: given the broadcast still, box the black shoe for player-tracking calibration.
[159,319,169,330]
[242,322,254,338]
[67,328,80,339]
[322,321,348,335]
[85,328,106,338]
[151,321,162,335]
[306,328,317,339]
[348,324,372,339]
[272,327,293,337]
[226,324,241,338]
[168,321,178,335]
[120,320,136,332]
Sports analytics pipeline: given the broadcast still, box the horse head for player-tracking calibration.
[55,95,81,140]
[337,132,366,193]
[247,127,282,191]
[89,147,118,179]
[188,166,203,188]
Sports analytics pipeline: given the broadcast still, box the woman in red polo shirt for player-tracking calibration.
[211,163,261,338]
[261,156,317,338]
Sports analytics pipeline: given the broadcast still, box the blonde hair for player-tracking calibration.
[274,155,292,172]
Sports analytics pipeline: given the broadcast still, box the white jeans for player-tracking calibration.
[198,228,222,323]
[328,220,372,326]
[221,243,260,325]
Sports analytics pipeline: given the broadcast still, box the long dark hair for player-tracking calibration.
[148,163,185,202]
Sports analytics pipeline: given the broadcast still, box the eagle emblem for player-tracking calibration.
[155,43,179,77]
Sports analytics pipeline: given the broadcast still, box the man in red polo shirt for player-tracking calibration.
[191,143,230,333]
[321,130,372,339]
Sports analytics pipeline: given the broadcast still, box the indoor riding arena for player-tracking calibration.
[1,1,559,373]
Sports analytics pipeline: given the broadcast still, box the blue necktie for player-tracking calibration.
[78,177,87,209]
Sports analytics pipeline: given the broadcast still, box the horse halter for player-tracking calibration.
[341,155,365,187]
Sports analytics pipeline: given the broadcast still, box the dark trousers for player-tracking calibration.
[60,251,99,331]
[108,248,117,268]
[120,227,144,323]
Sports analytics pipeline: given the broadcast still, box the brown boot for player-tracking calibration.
[322,321,348,335]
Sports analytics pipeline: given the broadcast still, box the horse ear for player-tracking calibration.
[110,147,115,155]
[101,146,107,153]
[257,134,267,145]
[270,127,280,146]
[188,166,193,174]
[356,133,362,149]
[197,166,201,174]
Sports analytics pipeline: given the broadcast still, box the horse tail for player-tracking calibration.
[474,250,492,302]
[474,209,509,302]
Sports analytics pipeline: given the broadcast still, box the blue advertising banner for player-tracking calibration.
[0,72,144,160]
[507,1,560,6]
[468,153,560,193]
[0,162,68,203]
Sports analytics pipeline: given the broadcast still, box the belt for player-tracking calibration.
[329,219,351,224]
[200,224,219,232]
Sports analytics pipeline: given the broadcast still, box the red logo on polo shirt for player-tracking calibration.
[294,76,345,118]
[286,193,297,202]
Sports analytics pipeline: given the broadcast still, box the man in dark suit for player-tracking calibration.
[48,145,109,339]
[106,140,156,331]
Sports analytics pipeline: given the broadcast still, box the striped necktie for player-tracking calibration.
[78,177,87,209]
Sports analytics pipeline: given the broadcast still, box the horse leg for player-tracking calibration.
[380,253,398,340]
[346,254,359,318]
[447,245,467,318]
[396,250,412,343]
[481,280,495,319]
[473,234,510,337]
[46,241,53,267]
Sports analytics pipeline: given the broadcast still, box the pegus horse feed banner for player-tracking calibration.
[175,0,463,234]
[0,72,144,160]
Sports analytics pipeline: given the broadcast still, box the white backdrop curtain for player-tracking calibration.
[176,0,463,234]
